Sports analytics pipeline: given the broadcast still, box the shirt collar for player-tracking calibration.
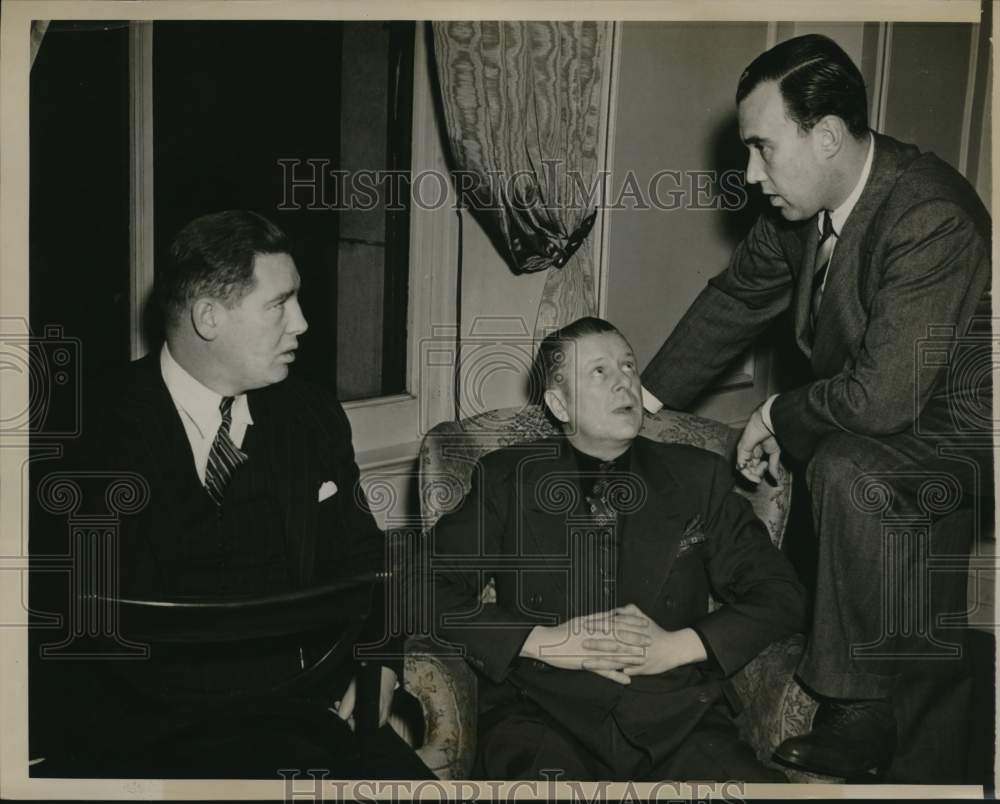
[160,343,252,439]
[819,132,875,236]
[568,440,633,475]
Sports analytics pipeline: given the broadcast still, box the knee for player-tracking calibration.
[805,433,866,493]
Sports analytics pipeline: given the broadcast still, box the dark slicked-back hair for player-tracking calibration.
[156,210,290,329]
[736,34,869,139]
[530,316,625,406]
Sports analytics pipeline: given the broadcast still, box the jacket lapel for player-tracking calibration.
[792,216,821,358]
[793,133,918,359]
[521,438,577,616]
[810,133,917,368]
[618,437,686,614]
[119,353,205,503]
[245,383,326,587]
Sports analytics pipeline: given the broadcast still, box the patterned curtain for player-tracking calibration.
[432,21,608,340]
[31,21,49,67]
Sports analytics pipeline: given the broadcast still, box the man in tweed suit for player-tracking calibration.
[642,35,992,779]
[425,317,806,781]
[60,210,431,778]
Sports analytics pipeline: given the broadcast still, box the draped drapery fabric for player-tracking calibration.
[432,21,608,341]
[31,21,50,67]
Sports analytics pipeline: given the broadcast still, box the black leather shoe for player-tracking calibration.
[772,699,896,778]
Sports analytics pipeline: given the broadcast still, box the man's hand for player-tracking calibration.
[611,606,708,677]
[520,605,653,685]
[736,406,782,485]
[334,665,398,728]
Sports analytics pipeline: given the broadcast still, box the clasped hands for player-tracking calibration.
[519,603,706,685]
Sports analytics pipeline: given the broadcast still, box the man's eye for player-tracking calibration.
[593,367,604,376]
[622,363,635,373]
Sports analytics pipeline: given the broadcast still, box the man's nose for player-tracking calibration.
[287,298,309,336]
[745,150,766,185]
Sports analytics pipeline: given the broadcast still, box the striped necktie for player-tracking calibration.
[810,210,838,329]
[204,396,248,506]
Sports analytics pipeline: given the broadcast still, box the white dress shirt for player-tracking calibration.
[160,344,253,484]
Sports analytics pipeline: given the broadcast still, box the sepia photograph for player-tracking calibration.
[1,0,995,799]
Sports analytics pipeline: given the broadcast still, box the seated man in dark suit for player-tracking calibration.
[420,316,807,781]
[55,210,431,779]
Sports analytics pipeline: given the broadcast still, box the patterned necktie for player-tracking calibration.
[585,461,620,606]
[810,210,838,329]
[586,461,619,524]
[204,396,248,506]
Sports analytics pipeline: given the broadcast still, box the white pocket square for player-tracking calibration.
[318,480,338,502]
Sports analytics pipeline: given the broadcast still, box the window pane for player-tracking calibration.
[30,21,131,391]
[28,19,131,768]
[152,21,413,400]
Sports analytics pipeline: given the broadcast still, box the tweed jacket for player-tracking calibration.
[642,132,992,462]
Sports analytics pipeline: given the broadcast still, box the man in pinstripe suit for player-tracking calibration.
[64,210,431,779]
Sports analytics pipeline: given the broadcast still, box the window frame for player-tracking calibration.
[127,21,457,467]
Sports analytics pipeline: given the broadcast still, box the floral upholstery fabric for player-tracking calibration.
[405,638,478,780]
[405,405,820,780]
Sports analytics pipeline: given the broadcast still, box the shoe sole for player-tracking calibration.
[771,750,885,779]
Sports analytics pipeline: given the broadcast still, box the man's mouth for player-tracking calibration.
[612,403,636,415]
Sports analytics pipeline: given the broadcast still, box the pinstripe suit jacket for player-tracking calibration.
[642,132,992,463]
[84,352,397,699]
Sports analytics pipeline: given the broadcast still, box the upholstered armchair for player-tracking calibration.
[403,405,820,780]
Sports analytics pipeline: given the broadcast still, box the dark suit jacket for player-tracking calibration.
[425,435,806,762]
[642,133,992,463]
[67,352,398,744]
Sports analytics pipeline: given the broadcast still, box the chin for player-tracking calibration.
[253,366,289,389]
[614,421,642,441]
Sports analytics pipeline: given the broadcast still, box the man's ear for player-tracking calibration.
[543,387,571,424]
[812,114,846,159]
[191,298,221,341]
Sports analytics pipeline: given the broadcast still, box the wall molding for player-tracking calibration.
[128,21,154,361]
[871,22,893,132]
[958,20,981,177]
[596,20,622,318]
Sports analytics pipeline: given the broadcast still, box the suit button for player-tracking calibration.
[528,593,542,606]
[697,691,712,704]
[663,595,674,609]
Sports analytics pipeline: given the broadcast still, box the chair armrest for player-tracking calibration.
[404,637,478,780]
[731,634,818,758]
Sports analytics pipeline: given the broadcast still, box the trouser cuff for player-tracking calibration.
[796,664,898,700]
